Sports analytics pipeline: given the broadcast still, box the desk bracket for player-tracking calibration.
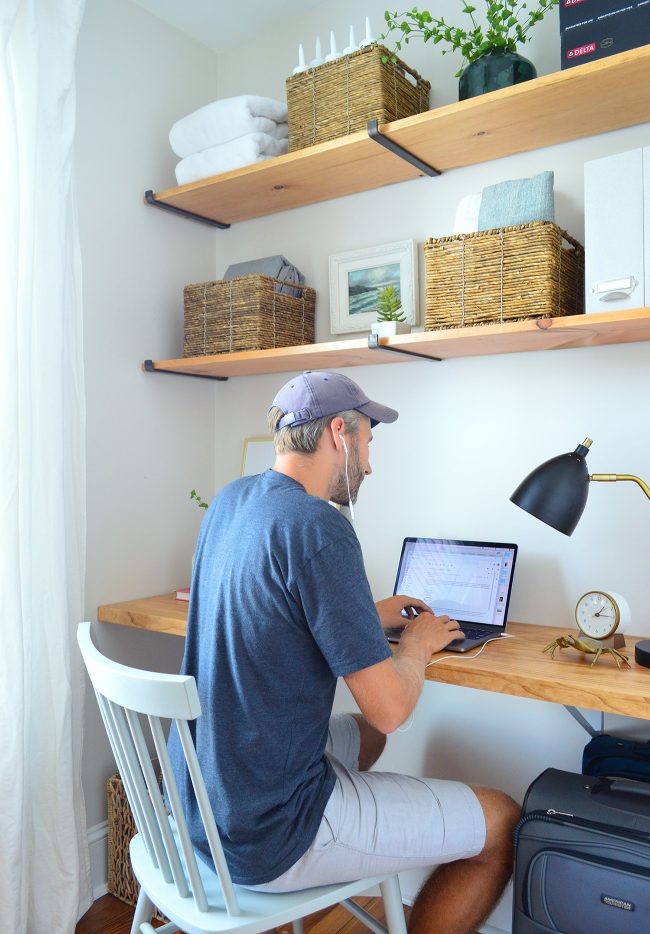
[367,333,442,362]
[144,190,231,229]
[143,360,228,381]
[367,119,441,177]
[564,706,605,738]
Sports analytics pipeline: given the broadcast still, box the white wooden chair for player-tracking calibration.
[78,623,408,934]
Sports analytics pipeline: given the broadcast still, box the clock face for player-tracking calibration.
[576,591,620,639]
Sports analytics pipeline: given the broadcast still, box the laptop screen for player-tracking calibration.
[393,538,518,630]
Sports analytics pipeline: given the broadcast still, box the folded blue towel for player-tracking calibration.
[478,170,555,231]
[223,255,305,298]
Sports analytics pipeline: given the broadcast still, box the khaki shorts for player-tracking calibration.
[251,714,486,892]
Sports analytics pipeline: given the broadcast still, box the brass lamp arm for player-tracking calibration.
[590,474,650,501]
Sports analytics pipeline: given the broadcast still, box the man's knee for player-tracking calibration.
[471,786,521,856]
[351,714,387,770]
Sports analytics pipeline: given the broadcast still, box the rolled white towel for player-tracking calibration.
[170,95,288,158]
[453,192,482,234]
[175,133,289,185]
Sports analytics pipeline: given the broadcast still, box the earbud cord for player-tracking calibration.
[396,634,515,732]
[343,439,355,521]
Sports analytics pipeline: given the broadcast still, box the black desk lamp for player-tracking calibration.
[510,437,650,666]
[510,438,650,535]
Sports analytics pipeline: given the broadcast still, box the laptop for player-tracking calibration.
[384,537,518,652]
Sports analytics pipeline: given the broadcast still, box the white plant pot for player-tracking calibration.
[371,321,411,337]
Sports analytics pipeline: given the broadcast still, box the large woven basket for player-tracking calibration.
[107,772,167,921]
[424,222,585,330]
[183,274,315,357]
[286,44,430,151]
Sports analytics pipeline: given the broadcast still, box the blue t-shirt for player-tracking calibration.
[168,469,391,885]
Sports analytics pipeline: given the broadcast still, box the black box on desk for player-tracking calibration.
[559,0,650,69]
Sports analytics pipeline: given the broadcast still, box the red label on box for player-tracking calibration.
[563,0,585,6]
[567,42,597,58]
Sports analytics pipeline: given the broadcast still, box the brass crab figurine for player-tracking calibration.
[543,633,630,669]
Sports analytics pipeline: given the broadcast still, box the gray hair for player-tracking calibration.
[267,407,361,455]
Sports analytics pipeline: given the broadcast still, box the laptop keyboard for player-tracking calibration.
[461,628,497,640]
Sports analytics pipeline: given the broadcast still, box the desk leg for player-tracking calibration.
[564,706,605,737]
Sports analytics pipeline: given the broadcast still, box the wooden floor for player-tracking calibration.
[76,893,407,934]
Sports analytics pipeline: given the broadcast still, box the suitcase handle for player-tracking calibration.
[592,776,650,816]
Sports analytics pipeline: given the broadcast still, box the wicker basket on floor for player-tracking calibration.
[183,274,315,357]
[286,44,430,151]
[424,221,585,330]
[107,772,167,922]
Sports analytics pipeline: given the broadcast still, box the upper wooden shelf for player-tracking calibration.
[147,47,650,226]
[144,308,650,379]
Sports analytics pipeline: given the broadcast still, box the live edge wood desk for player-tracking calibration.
[97,592,650,731]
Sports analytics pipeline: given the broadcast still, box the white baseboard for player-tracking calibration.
[88,819,109,900]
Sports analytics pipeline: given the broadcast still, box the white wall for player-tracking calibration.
[208,4,650,930]
[76,0,220,858]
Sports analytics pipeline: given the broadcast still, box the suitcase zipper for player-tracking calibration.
[514,810,650,859]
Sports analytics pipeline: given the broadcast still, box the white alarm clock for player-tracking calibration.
[575,590,631,640]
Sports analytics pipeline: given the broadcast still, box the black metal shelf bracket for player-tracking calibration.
[144,190,231,229]
[143,360,228,381]
[367,333,442,362]
[367,119,441,177]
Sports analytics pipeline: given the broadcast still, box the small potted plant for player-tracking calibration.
[371,284,411,337]
[381,1,558,100]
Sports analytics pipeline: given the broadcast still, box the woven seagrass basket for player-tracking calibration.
[424,222,585,330]
[107,772,167,921]
[286,44,430,151]
[183,274,315,357]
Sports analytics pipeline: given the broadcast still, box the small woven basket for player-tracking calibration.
[183,274,315,357]
[107,772,167,921]
[424,221,585,330]
[286,45,430,151]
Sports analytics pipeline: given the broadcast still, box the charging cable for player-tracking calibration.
[396,634,516,732]
[426,633,515,668]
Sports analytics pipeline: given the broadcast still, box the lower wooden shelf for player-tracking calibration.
[143,308,650,380]
[97,593,650,719]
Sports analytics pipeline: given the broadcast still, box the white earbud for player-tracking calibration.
[338,434,354,521]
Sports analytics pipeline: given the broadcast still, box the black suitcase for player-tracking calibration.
[513,767,650,933]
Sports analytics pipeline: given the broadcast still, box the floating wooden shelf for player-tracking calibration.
[145,47,650,226]
[143,308,650,380]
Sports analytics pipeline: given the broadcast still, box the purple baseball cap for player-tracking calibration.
[271,370,399,430]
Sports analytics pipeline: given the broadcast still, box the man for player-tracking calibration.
[169,370,520,934]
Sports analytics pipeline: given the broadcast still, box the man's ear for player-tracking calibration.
[328,416,346,449]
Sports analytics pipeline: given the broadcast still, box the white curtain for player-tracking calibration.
[0,1,90,930]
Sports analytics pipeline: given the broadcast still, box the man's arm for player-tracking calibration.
[343,612,463,734]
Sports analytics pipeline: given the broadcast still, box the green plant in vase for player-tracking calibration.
[381,1,558,100]
[372,284,411,337]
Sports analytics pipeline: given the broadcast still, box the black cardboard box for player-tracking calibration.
[560,0,650,68]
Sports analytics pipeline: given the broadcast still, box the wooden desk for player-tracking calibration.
[97,593,650,720]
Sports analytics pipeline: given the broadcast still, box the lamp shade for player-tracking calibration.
[510,441,591,535]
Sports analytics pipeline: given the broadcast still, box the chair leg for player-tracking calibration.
[130,888,154,934]
[292,919,305,934]
[379,876,407,934]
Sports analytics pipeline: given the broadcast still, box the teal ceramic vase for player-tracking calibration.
[458,49,537,101]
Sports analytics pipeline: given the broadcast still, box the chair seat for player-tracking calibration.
[131,829,395,934]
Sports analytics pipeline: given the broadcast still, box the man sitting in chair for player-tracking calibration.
[168,370,520,934]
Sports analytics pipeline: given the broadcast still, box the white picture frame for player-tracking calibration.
[240,437,275,477]
[329,240,418,334]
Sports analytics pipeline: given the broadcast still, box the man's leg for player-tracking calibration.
[407,787,520,934]
[350,713,386,770]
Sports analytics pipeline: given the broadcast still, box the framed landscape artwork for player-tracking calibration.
[329,240,418,334]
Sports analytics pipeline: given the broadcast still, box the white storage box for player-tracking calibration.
[584,147,650,313]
